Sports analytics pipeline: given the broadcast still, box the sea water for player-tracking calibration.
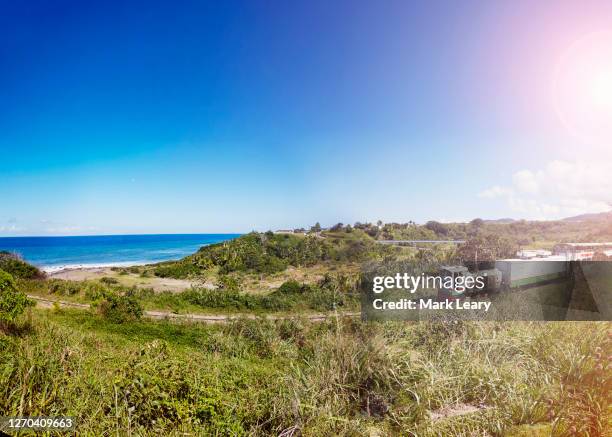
[0,234,240,272]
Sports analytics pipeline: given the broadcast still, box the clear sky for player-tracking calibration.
[2,0,612,235]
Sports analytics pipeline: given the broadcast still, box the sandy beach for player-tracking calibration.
[46,266,211,293]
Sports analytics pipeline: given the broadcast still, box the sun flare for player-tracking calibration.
[553,31,612,145]
[590,67,612,109]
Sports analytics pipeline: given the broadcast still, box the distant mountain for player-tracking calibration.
[483,218,516,224]
[563,211,612,222]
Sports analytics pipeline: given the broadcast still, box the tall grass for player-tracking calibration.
[0,309,609,436]
[20,277,360,314]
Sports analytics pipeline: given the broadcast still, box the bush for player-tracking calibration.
[111,340,246,433]
[182,288,257,310]
[148,231,394,279]
[425,220,449,236]
[276,280,305,295]
[95,292,143,323]
[47,279,81,295]
[154,261,200,279]
[0,252,43,279]
[0,269,34,326]
[217,275,241,291]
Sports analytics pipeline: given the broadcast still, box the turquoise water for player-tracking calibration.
[0,234,240,271]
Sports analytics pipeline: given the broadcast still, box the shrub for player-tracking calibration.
[0,252,43,279]
[110,340,246,433]
[0,269,34,326]
[83,282,111,301]
[182,288,257,310]
[425,220,449,236]
[217,275,241,291]
[154,261,200,279]
[95,292,143,323]
[147,231,393,279]
[47,279,81,295]
[276,280,304,295]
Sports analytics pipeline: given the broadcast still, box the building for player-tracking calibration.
[553,243,612,261]
[516,249,552,259]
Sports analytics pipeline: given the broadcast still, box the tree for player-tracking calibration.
[470,218,485,228]
[330,222,344,232]
[310,222,322,233]
[457,235,515,269]
[0,270,34,327]
[517,238,530,249]
[425,220,448,236]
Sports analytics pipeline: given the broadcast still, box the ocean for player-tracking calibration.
[0,234,241,272]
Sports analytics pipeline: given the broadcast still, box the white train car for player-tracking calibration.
[494,258,569,288]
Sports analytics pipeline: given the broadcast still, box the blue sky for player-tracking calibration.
[2,0,612,235]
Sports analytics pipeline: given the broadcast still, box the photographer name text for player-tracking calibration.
[371,298,491,312]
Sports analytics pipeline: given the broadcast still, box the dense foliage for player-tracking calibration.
[42,278,144,323]
[456,233,516,267]
[24,274,359,314]
[2,219,612,435]
[0,251,44,279]
[152,231,394,279]
[94,292,143,323]
[0,269,33,326]
[142,216,612,280]
[336,217,612,247]
[0,310,608,435]
[379,218,612,246]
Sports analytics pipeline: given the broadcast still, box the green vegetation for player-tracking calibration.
[158,282,351,313]
[20,273,359,315]
[107,218,612,287]
[0,308,609,435]
[19,276,145,323]
[148,231,397,279]
[375,218,612,248]
[456,233,516,267]
[0,270,34,327]
[0,251,44,279]
[2,220,612,434]
[94,292,143,323]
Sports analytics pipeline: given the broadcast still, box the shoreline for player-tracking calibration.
[44,263,208,293]
[41,261,150,274]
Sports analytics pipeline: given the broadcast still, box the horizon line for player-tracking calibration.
[0,232,245,239]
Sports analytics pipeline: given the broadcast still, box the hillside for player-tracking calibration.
[110,218,612,284]
[563,210,612,222]
[145,230,399,280]
[376,219,612,248]
[0,230,610,435]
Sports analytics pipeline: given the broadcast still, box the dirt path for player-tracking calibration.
[28,295,360,324]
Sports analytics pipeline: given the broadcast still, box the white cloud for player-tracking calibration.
[512,170,539,194]
[0,224,26,233]
[479,185,514,199]
[45,225,99,234]
[480,160,612,219]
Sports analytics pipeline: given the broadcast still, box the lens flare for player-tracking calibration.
[590,67,612,109]
[553,31,612,146]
